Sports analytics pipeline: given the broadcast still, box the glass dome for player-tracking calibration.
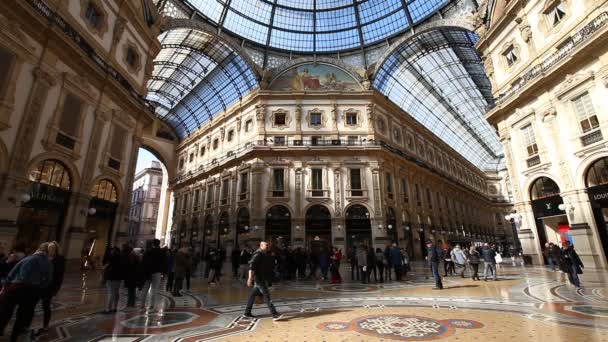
[184,0,450,53]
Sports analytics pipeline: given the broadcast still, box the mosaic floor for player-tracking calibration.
[3,261,608,341]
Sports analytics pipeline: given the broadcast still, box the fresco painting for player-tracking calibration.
[270,64,362,91]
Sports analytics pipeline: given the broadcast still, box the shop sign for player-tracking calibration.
[588,184,608,208]
[531,195,564,218]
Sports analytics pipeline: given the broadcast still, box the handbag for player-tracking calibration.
[494,254,503,264]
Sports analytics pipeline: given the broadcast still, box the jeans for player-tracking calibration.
[471,263,480,280]
[430,262,443,289]
[484,263,497,280]
[455,263,467,277]
[127,286,136,306]
[547,257,555,271]
[40,290,54,328]
[350,263,359,280]
[105,280,121,311]
[377,264,384,282]
[0,284,40,341]
[173,277,184,295]
[166,272,174,292]
[385,263,392,280]
[567,263,581,288]
[141,272,162,309]
[245,279,278,315]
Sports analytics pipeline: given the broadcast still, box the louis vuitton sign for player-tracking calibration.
[531,195,565,218]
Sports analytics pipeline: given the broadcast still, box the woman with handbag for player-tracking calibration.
[468,246,481,281]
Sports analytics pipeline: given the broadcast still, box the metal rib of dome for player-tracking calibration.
[180,0,450,53]
[374,27,504,171]
[146,28,258,139]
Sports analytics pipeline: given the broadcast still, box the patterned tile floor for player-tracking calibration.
[3,261,608,341]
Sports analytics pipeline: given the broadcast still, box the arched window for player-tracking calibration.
[91,179,118,202]
[28,159,71,190]
[586,157,608,187]
[530,177,560,200]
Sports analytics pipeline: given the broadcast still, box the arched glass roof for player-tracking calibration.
[146,28,258,138]
[374,27,504,171]
[181,0,450,53]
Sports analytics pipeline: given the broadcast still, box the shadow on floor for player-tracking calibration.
[275,309,348,321]
[443,285,480,289]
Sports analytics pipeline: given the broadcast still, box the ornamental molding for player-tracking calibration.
[270,108,291,130]
[341,108,363,129]
[556,72,595,100]
[306,108,328,130]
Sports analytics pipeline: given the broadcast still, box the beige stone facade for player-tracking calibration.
[0,0,175,262]
[169,78,513,260]
[480,0,608,267]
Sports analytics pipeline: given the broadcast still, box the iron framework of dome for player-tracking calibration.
[157,0,450,53]
[148,0,504,171]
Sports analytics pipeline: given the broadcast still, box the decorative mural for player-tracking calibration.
[270,64,362,91]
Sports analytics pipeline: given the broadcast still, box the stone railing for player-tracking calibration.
[494,11,608,107]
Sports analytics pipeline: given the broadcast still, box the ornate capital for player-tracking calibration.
[32,67,56,87]
[542,107,557,122]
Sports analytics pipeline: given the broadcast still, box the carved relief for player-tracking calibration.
[255,104,266,121]
[334,168,342,217]
[270,109,291,129]
[516,17,532,43]
[112,17,127,44]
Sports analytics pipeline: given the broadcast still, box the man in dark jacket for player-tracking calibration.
[389,243,403,281]
[140,239,167,311]
[244,241,282,320]
[0,243,52,341]
[426,240,443,290]
[482,243,497,281]
[561,241,584,289]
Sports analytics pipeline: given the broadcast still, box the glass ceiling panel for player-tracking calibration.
[175,0,450,53]
[147,28,258,139]
[374,27,504,171]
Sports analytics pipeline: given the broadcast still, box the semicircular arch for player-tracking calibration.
[26,153,81,193]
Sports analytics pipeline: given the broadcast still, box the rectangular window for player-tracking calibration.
[311,168,323,197]
[59,94,83,137]
[550,2,566,26]
[503,46,518,67]
[110,125,127,160]
[213,139,219,149]
[206,185,213,208]
[311,136,322,146]
[426,188,432,208]
[415,183,421,206]
[227,130,234,142]
[274,112,286,126]
[189,153,194,162]
[193,189,200,211]
[274,136,285,146]
[347,136,358,145]
[245,119,253,132]
[126,48,137,67]
[221,178,229,205]
[239,172,248,200]
[573,92,599,133]
[182,193,189,214]
[346,113,357,125]
[521,124,538,156]
[350,169,362,196]
[386,172,393,199]
[200,146,206,156]
[85,3,102,29]
[273,169,285,197]
[179,158,185,170]
[401,178,409,203]
[437,192,442,211]
[310,112,322,126]
[0,48,15,94]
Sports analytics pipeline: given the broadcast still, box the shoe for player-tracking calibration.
[243,313,256,319]
[33,328,48,337]
[272,313,284,321]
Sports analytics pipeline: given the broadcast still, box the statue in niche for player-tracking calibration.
[516,17,532,43]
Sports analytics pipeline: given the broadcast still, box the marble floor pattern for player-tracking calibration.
[3,261,608,341]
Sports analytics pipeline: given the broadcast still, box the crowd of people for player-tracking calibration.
[0,236,586,340]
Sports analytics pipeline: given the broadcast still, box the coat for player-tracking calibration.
[481,247,497,264]
[389,247,403,266]
[356,249,368,267]
[451,247,467,265]
[561,247,584,274]
[174,249,192,278]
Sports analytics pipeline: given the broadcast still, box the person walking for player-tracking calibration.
[450,244,468,278]
[34,241,66,336]
[140,239,168,311]
[232,245,241,279]
[124,246,142,308]
[330,247,342,284]
[375,248,385,283]
[549,243,561,272]
[482,243,498,281]
[0,243,52,342]
[348,246,359,281]
[243,241,283,320]
[426,240,443,290]
[102,246,124,313]
[173,247,191,296]
[561,241,584,289]
[384,245,393,281]
[165,249,175,292]
[468,246,481,281]
[207,248,222,285]
[389,243,403,281]
[367,247,378,282]
[356,245,368,284]
[443,244,453,277]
